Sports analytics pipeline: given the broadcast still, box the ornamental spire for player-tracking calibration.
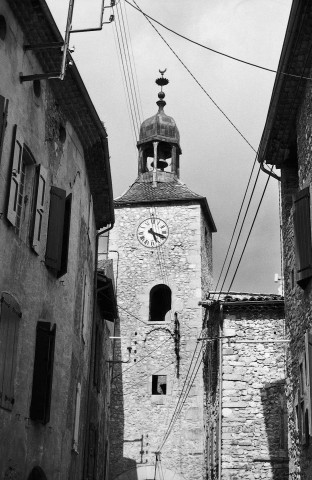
[155,68,169,112]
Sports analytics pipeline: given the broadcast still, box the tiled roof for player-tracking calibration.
[115,178,202,204]
[114,173,217,231]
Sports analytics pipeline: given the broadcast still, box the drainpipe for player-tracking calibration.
[218,304,223,480]
[83,222,114,477]
[259,158,281,182]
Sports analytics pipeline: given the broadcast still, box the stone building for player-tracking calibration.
[202,293,287,480]
[258,0,312,478]
[0,0,115,478]
[108,74,216,480]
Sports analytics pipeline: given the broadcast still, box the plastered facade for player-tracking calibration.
[0,2,112,479]
[109,201,213,480]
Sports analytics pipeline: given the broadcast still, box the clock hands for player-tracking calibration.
[148,228,166,241]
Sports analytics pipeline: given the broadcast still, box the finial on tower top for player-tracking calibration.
[155,69,169,111]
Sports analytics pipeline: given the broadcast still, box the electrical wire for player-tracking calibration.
[122,0,144,120]
[158,344,204,451]
[112,336,172,380]
[130,0,257,154]
[157,334,203,451]
[216,161,262,298]
[125,0,312,82]
[113,14,139,141]
[214,155,258,293]
[116,0,142,128]
[227,168,272,291]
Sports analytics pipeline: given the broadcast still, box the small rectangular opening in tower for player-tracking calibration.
[152,375,167,395]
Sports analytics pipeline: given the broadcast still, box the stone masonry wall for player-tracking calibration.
[221,310,287,480]
[280,68,312,480]
[109,201,213,480]
[205,302,287,480]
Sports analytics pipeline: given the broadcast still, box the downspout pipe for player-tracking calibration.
[218,303,223,480]
[259,158,281,182]
[83,222,114,477]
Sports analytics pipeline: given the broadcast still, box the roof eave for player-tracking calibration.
[258,0,312,167]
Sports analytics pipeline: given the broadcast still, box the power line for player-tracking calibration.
[217,161,262,298]
[227,168,272,291]
[112,336,172,380]
[158,344,203,451]
[130,0,257,154]
[214,154,258,293]
[157,335,203,451]
[125,0,312,82]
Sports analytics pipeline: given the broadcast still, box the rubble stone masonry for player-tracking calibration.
[109,201,213,480]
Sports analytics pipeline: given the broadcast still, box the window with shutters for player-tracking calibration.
[0,293,21,412]
[6,125,48,249]
[149,284,171,322]
[45,186,72,278]
[0,94,8,164]
[30,321,56,424]
[152,375,167,395]
[293,187,312,288]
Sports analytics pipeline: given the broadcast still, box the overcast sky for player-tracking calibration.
[46,0,292,294]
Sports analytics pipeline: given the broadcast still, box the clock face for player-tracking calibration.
[137,217,169,248]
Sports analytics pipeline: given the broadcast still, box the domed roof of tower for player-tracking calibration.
[137,72,181,153]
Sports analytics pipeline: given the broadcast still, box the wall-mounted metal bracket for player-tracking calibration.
[23,41,64,51]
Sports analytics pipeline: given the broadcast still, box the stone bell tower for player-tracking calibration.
[109,71,216,480]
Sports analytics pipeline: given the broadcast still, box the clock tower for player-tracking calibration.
[109,72,216,480]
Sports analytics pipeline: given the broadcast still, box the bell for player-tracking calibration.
[151,159,168,171]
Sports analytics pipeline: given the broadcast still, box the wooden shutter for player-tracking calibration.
[30,321,56,424]
[73,382,81,452]
[7,125,23,226]
[0,293,21,411]
[293,187,312,287]
[45,186,66,271]
[31,165,48,254]
[0,95,8,164]
[58,193,72,278]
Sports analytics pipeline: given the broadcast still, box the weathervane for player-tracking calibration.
[155,69,169,111]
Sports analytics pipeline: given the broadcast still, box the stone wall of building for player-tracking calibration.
[279,71,312,480]
[204,298,287,480]
[109,201,213,480]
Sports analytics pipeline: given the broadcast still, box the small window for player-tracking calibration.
[33,80,41,98]
[0,293,21,411]
[152,375,167,395]
[149,284,171,322]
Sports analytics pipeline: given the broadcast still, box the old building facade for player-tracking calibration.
[202,293,286,480]
[0,1,115,479]
[259,1,312,478]
[108,75,216,480]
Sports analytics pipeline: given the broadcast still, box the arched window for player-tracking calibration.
[149,284,171,322]
[27,466,47,480]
